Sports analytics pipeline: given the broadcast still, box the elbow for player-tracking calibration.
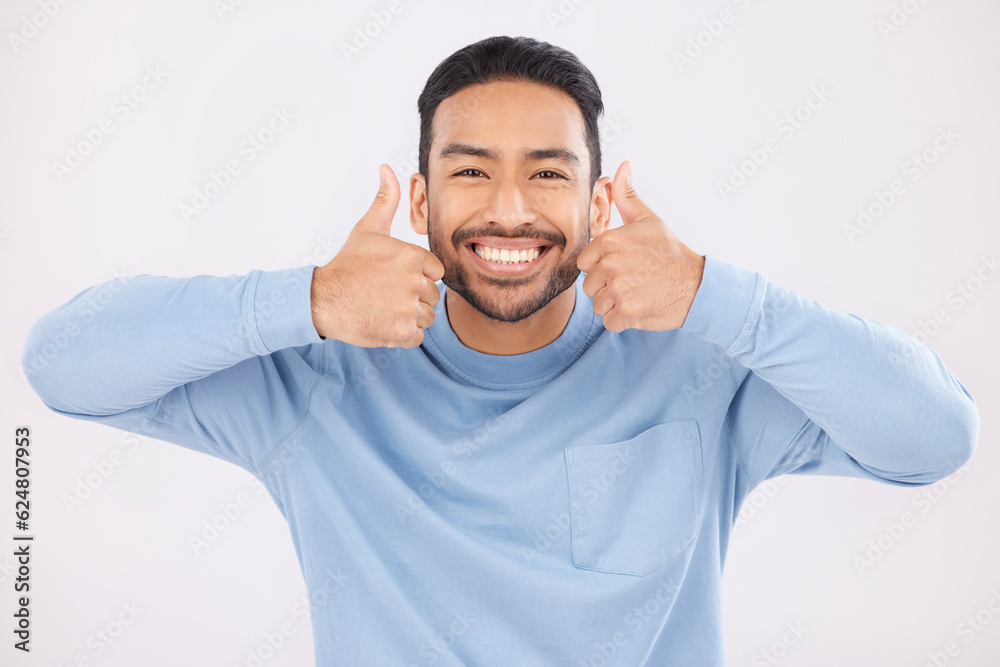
[918,392,979,485]
[950,391,980,471]
[21,324,58,412]
[20,315,78,415]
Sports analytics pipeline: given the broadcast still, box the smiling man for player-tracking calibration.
[23,36,979,666]
[411,78,705,357]
[420,80,608,351]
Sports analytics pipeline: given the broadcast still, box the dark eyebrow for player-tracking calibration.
[438,142,580,167]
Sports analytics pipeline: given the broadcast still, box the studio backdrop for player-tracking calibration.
[1,1,998,665]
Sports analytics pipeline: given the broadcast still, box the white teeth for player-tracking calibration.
[474,244,541,264]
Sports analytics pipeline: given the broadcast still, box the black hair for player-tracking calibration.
[417,35,604,193]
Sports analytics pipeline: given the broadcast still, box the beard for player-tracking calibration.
[426,208,590,324]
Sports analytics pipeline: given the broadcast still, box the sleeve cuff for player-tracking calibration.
[677,254,767,354]
[250,264,325,354]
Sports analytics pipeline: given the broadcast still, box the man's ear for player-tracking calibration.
[589,175,614,239]
[410,172,428,235]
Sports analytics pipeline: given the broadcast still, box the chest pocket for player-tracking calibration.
[563,419,703,576]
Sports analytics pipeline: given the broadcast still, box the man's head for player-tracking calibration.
[409,36,613,324]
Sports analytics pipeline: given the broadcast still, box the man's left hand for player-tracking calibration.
[577,160,706,333]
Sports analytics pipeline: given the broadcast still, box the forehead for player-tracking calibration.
[431,80,586,159]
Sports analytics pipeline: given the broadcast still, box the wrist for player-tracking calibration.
[310,266,328,340]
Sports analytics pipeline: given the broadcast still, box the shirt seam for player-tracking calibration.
[253,340,329,474]
[725,272,768,356]
[245,269,269,357]
[723,355,754,490]
[765,416,835,481]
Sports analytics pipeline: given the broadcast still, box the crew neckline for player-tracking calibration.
[422,274,600,390]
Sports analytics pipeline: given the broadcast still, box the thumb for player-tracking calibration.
[612,160,656,225]
[357,163,400,235]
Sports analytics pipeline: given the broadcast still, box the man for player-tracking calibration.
[23,35,978,665]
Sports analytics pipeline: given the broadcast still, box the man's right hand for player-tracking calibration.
[310,164,445,348]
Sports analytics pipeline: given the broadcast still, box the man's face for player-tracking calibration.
[410,80,610,323]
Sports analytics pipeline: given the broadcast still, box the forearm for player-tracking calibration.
[21,264,322,416]
[679,255,979,478]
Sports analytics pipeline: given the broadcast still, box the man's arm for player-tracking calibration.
[21,265,325,473]
[21,165,443,473]
[577,162,976,489]
[678,254,979,490]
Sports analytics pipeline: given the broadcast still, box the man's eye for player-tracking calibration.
[453,169,566,179]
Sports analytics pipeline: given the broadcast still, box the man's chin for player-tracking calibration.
[445,268,578,324]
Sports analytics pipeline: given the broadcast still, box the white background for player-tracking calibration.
[2,1,998,665]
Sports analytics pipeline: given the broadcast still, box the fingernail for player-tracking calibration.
[627,164,633,189]
[378,165,386,187]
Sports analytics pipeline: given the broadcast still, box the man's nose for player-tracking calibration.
[482,178,539,229]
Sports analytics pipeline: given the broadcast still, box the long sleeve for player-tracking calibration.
[20,264,326,473]
[678,254,979,490]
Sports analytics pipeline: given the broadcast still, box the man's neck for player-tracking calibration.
[443,286,577,356]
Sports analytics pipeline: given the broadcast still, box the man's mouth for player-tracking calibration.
[464,239,552,275]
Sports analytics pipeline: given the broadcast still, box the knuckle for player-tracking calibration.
[395,321,415,342]
[403,244,424,263]
[606,275,621,295]
[406,272,425,293]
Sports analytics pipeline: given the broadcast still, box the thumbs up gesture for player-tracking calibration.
[576,161,705,333]
[311,164,445,348]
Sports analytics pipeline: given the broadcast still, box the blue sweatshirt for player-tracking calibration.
[21,254,978,666]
